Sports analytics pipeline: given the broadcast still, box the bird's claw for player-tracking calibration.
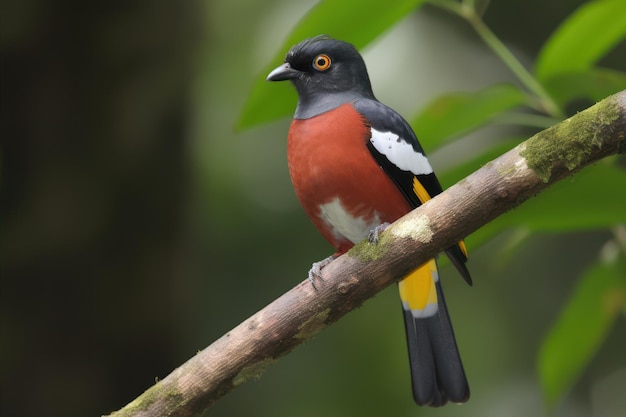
[308,255,335,289]
[368,222,391,244]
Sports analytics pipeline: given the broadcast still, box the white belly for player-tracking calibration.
[318,197,381,244]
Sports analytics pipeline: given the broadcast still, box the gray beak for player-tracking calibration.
[266,62,302,81]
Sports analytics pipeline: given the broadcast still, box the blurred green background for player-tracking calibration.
[1,1,625,416]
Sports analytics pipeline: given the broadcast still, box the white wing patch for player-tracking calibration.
[319,198,381,244]
[370,128,433,175]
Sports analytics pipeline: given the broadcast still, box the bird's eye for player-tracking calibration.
[312,54,332,71]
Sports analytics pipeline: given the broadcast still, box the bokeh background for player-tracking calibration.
[2,1,625,416]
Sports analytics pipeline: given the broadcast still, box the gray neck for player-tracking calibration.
[294,90,367,119]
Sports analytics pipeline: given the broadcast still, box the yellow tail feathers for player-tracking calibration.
[398,259,439,318]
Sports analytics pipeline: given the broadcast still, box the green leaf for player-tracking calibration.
[466,162,626,249]
[238,0,427,130]
[437,137,522,188]
[535,0,626,82]
[411,84,527,147]
[505,162,626,231]
[538,252,626,407]
[542,68,626,108]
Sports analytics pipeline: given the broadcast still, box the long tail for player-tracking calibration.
[398,259,469,406]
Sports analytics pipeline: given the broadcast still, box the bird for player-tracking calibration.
[267,35,471,407]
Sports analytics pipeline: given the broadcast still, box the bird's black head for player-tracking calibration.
[267,36,375,116]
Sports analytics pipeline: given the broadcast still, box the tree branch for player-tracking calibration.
[104,91,626,417]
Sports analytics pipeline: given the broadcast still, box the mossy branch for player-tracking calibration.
[103,91,626,417]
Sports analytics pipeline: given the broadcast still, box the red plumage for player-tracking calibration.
[288,103,410,254]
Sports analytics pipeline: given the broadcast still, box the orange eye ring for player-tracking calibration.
[312,54,332,71]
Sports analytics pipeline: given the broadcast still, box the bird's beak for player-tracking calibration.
[266,62,302,81]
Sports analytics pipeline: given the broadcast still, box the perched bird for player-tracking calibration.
[267,35,471,407]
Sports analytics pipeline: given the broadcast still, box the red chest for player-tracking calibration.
[287,103,411,253]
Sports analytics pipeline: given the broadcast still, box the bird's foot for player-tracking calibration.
[308,255,336,289]
[368,222,391,244]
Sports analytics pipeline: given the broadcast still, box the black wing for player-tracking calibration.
[354,98,471,284]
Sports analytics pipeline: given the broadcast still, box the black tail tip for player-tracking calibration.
[412,385,470,407]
